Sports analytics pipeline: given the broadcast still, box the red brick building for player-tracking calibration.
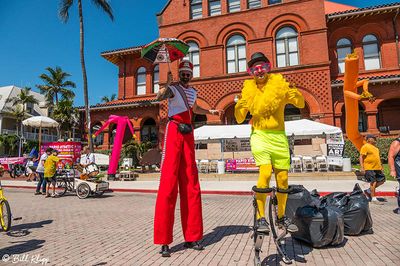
[87,0,400,150]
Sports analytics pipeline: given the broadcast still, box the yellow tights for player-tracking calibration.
[256,164,289,219]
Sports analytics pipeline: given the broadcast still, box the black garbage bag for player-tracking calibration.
[310,189,321,203]
[321,183,373,235]
[292,205,345,248]
[285,185,313,220]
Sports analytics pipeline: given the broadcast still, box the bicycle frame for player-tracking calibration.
[0,181,8,228]
[252,186,292,265]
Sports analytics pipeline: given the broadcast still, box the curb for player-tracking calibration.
[4,185,397,197]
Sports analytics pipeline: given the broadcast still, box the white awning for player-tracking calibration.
[194,119,342,141]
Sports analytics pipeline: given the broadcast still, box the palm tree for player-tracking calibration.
[6,87,39,136]
[37,66,76,106]
[59,0,114,152]
[52,98,80,139]
[101,93,117,103]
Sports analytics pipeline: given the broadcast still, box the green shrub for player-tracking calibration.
[344,138,396,164]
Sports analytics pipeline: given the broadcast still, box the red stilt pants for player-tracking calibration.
[154,121,203,245]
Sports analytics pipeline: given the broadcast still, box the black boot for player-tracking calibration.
[184,241,204,250]
[256,217,270,233]
[160,245,170,257]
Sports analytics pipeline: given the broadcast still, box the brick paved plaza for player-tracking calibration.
[0,189,399,266]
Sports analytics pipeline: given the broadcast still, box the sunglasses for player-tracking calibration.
[180,73,192,78]
[247,62,271,76]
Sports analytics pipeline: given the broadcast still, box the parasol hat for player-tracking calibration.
[179,60,193,73]
[248,52,270,68]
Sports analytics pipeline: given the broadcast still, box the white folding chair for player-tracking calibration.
[291,156,302,172]
[199,160,209,173]
[315,156,328,172]
[302,156,314,172]
[208,160,218,173]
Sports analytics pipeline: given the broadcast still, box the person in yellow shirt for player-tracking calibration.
[44,149,60,198]
[235,52,304,233]
[360,135,385,204]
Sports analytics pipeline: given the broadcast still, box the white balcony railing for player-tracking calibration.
[1,129,58,142]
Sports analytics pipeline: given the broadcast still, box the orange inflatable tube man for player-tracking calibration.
[343,53,375,151]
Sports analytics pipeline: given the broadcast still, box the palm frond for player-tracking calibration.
[59,0,74,23]
[91,0,114,21]
[62,80,76,88]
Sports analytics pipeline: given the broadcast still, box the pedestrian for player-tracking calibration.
[235,52,303,233]
[388,135,400,214]
[44,149,60,198]
[360,135,385,204]
[154,60,222,257]
[35,148,52,195]
[26,148,39,182]
[80,146,95,168]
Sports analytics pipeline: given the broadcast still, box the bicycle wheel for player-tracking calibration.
[55,179,68,196]
[14,165,25,178]
[0,200,12,231]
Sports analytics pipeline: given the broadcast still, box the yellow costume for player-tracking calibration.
[235,74,304,219]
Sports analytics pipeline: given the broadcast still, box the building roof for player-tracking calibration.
[101,45,144,65]
[78,96,159,111]
[0,85,47,115]
[327,2,400,21]
[324,1,356,15]
[0,86,14,112]
[331,74,400,87]
[157,0,172,16]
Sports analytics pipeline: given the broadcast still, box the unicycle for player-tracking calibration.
[252,186,293,265]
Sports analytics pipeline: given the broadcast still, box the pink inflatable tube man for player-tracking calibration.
[93,115,135,178]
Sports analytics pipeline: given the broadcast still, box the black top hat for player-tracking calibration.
[248,52,270,67]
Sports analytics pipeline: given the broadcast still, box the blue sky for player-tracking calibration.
[0,0,395,106]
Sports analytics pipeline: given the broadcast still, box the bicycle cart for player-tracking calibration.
[55,163,109,199]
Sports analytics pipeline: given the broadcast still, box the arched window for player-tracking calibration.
[248,0,261,9]
[136,67,146,95]
[337,38,352,73]
[141,118,158,145]
[153,65,159,93]
[226,35,247,73]
[183,42,200,77]
[276,26,299,67]
[363,34,381,70]
[190,0,203,19]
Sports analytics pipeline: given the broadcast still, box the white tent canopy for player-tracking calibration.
[194,119,342,142]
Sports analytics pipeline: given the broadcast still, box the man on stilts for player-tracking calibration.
[154,60,222,257]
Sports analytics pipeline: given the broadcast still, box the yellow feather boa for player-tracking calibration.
[241,74,289,129]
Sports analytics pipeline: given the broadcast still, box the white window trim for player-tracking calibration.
[226,35,247,73]
[275,27,299,68]
[136,67,147,96]
[336,38,352,74]
[362,35,381,70]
